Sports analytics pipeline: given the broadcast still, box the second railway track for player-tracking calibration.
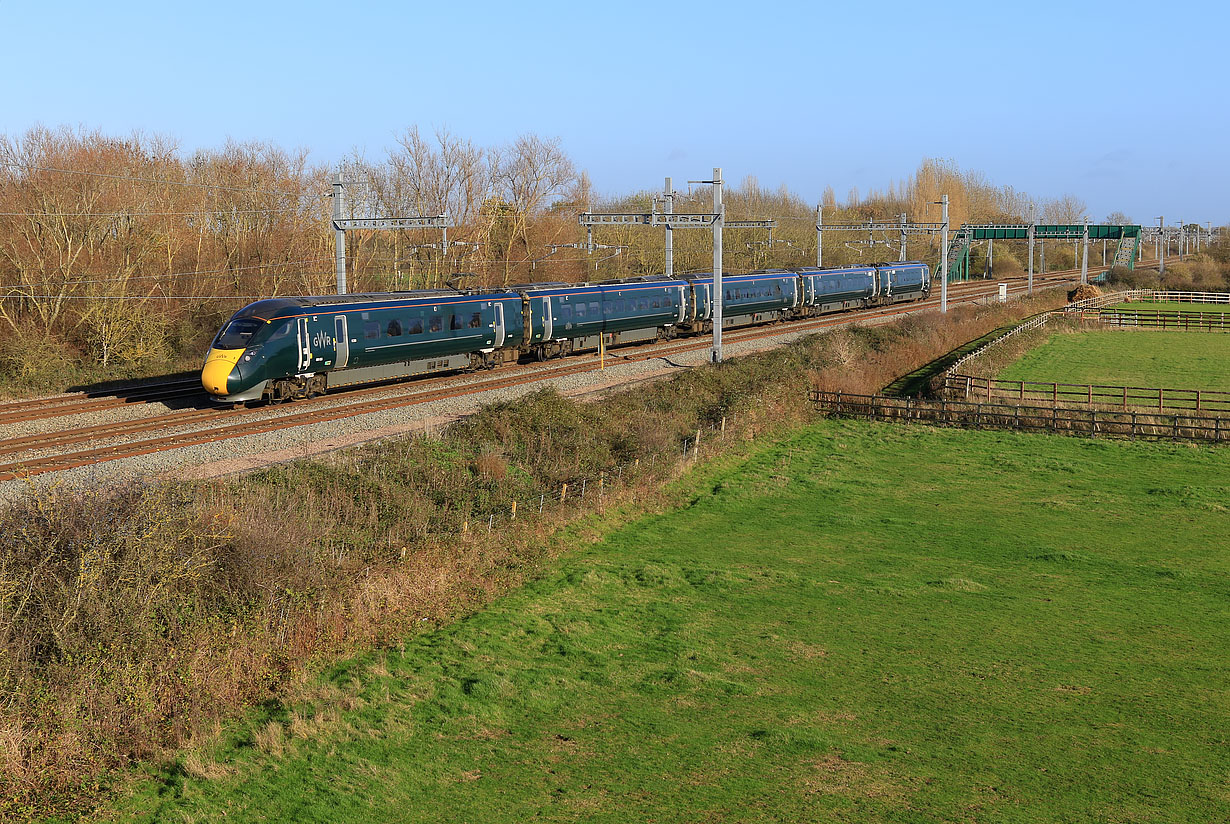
[0,267,1110,483]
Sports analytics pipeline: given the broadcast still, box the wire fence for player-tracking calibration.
[440,411,742,539]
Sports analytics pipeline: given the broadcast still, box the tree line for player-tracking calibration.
[0,125,1196,384]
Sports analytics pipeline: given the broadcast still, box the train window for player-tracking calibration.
[407,318,423,335]
[213,318,262,349]
[575,302,586,318]
[450,314,465,331]
[469,312,482,328]
[776,284,782,295]
[429,315,443,333]
[561,304,573,321]
[364,321,380,340]
[638,298,649,311]
[266,322,293,341]
[386,319,403,337]
[724,290,731,301]
[589,301,600,317]
[651,298,661,309]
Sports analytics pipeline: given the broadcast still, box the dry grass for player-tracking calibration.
[181,752,232,781]
[0,290,1078,818]
[252,722,286,757]
[808,291,1069,396]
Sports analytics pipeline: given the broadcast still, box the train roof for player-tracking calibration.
[230,288,524,321]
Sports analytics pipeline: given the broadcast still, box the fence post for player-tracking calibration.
[581,478,587,498]
[1131,412,1137,439]
[721,416,727,433]
[539,493,545,513]
[1159,388,1164,412]
[560,483,568,503]
[1087,384,1093,407]
[1196,390,1202,413]
[488,514,494,532]
[1019,380,1024,400]
[511,500,517,521]
[1173,415,1179,440]
[965,376,971,399]
[1090,410,1097,437]
[836,392,843,415]
[1053,383,1058,404]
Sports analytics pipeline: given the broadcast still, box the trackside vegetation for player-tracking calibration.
[110,421,1230,823]
[0,291,1069,819]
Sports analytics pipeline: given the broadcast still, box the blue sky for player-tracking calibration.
[3,0,1226,224]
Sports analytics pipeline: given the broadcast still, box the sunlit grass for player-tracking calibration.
[998,330,1230,390]
[109,420,1230,823]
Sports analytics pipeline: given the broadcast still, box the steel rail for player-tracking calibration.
[0,261,1132,480]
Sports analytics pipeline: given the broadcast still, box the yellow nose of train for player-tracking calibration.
[201,348,244,395]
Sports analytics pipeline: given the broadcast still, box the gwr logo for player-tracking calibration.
[313,330,334,348]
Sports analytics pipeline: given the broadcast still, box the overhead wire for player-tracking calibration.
[0,206,319,217]
[0,159,320,199]
[0,257,335,289]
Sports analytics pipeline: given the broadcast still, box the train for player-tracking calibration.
[201,261,931,403]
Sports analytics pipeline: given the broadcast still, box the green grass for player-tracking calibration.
[1106,301,1230,314]
[998,330,1230,390]
[104,420,1230,823]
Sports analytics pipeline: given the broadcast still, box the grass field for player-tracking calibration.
[1106,301,1230,314]
[104,420,1230,823]
[998,330,1230,390]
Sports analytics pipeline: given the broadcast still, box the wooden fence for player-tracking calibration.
[1094,310,1230,331]
[810,391,1230,444]
[939,375,1230,414]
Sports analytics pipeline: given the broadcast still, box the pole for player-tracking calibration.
[712,167,724,363]
[1158,216,1165,276]
[1081,217,1089,284]
[988,237,994,277]
[333,173,347,295]
[1027,220,1035,294]
[664,176,673,278]
[1177,219,1184,259]
[816,204,823,267]
[899,212,907,261]
[587,225,593,256]
[940,194,949,314]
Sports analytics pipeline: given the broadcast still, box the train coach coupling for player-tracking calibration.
[202,347,244,395]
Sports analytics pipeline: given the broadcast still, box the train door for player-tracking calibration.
[494,303,506,347]
[296,317,312,372]
[541,297,553,340]
[676,285,686,323]
[334,315,349,368]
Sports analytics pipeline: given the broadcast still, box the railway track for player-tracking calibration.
[0,264,1121,482]
[0,377,203,424]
